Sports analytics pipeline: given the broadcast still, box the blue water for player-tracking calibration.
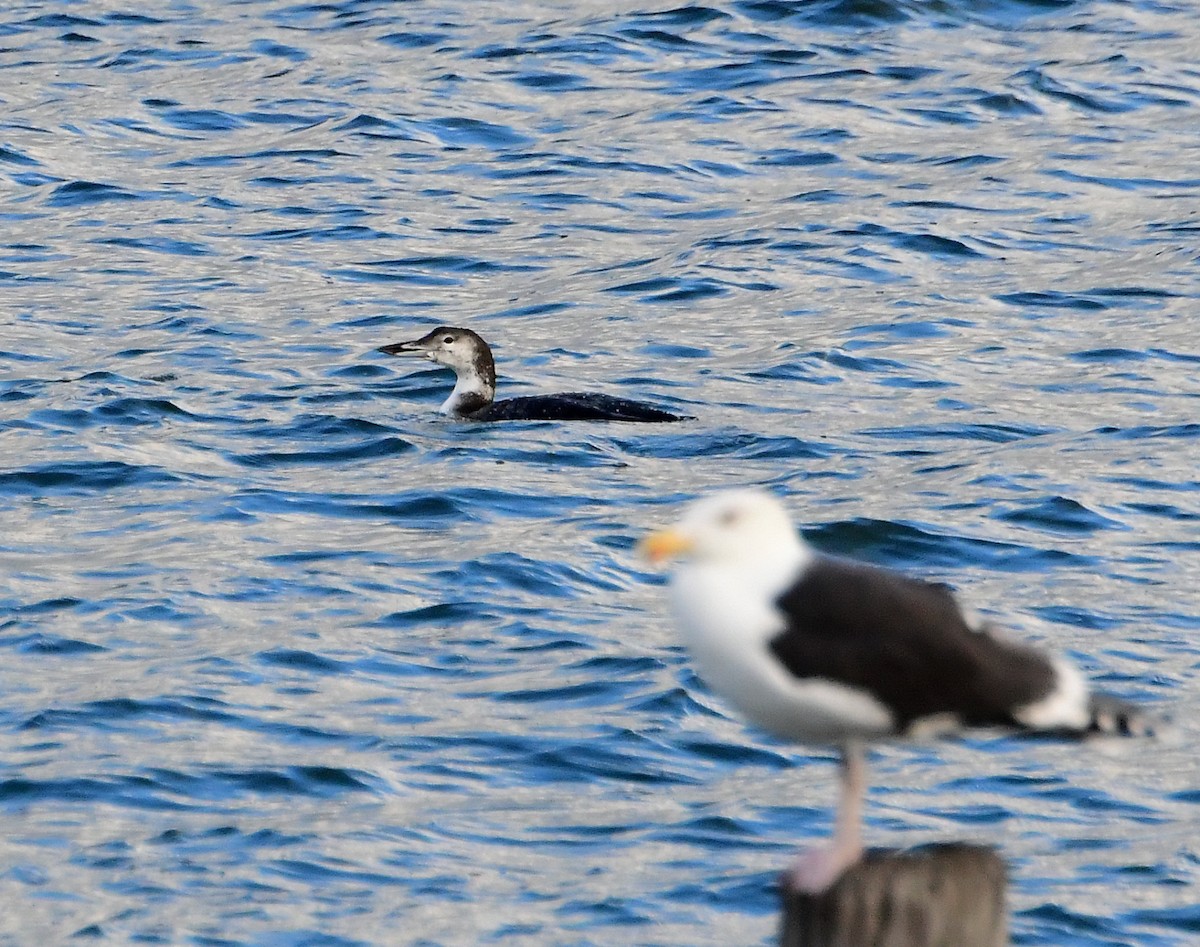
[2,0,1198,943]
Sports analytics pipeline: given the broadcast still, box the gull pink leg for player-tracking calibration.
[784,741,866,894]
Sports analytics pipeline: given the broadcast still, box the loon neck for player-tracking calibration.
[440,374,495,417]
[438,339,497,416]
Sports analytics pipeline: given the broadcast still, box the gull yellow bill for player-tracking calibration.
[637,528,694,565]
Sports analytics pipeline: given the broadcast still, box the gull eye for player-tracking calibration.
[719,509,741,527]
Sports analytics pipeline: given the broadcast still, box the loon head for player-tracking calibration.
[379,326,494,376]
[378,326,497,415]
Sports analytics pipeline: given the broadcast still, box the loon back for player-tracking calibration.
[471,392,686,422]
[377,326,691,423]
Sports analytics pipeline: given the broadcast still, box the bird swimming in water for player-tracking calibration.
[378,326,689,422]
[640,488,1152,894]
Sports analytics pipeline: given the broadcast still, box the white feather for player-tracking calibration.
[1013,656,1090,731]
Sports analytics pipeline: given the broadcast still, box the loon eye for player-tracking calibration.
[442,335,455,344]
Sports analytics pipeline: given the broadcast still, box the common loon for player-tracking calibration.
[378,326,690,422]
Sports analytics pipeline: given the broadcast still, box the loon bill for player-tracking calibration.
[378,326,691,422]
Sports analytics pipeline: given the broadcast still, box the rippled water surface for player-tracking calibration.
[2,0,1198,943]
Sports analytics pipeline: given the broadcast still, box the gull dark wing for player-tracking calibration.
[769,557,1059,732]
[469,392,689,422]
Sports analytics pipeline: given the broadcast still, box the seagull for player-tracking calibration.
[378,326,689,422]
[640,488,1151,893]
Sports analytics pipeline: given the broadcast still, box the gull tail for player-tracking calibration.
[1088,692,1154,737]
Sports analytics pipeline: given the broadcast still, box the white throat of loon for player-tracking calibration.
[378,326,496,417]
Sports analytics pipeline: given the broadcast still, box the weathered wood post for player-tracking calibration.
[779,843,1007,947]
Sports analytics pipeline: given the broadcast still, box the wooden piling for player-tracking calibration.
[779,843,1007,947]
